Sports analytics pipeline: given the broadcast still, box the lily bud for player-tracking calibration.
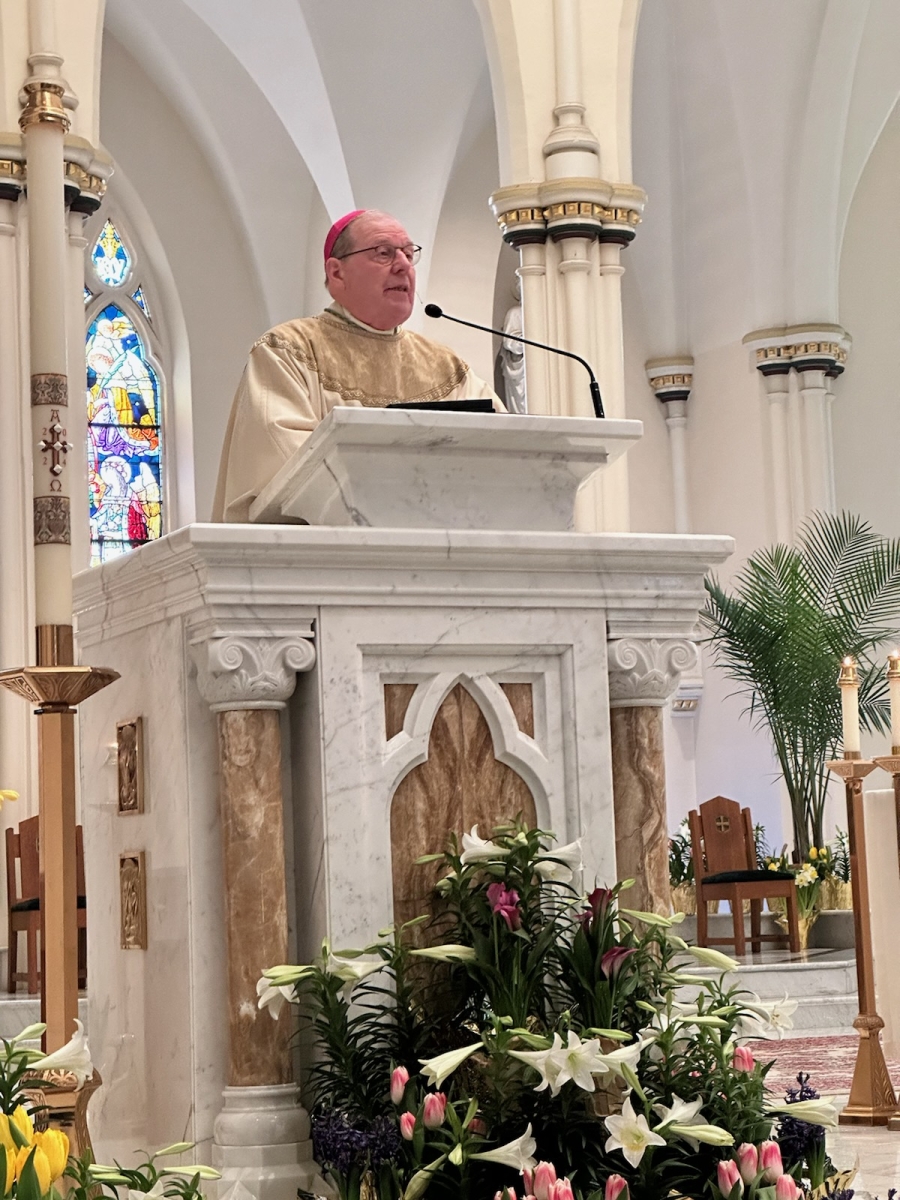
[423,1093,447,1129]
[716,1160,743,1198]
[759,1140,784,1184]
[605,1176,629,1200]
[736,1143,758,1184]
[732,1046,755,1072]
[532,1163,557,1200]
[391,1066,410,1105]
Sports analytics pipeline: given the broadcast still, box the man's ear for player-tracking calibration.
[324,257,344,291]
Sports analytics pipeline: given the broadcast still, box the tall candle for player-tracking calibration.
[838,656,860,756]
[888,653,900,752]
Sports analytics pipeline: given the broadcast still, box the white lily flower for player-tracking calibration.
[470,1123,538,1172]
[325,955,382,999]
[409,944,478,964]
[683,945,739,973]
[460,825,510,864]
[30,1017,93,1086]
[652,1094,704,1128]
[604,1097,667,1168]
[509,1035,563,1095]
[738,993,798,1040]
[129,1181,165,1200]
[594,1039,643,1079]
[767,1097,838,1128]
[256,976,295,1020]
[419,1041,483,1088]
[553,1031,604,1092]
[533,839,583,883]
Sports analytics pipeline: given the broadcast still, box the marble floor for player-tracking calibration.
[829,1120,900,1197]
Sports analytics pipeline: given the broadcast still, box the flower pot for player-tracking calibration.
[671,883,697,915]
[820,878,852,910]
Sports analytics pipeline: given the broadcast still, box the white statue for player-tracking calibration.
[499,276,526,414]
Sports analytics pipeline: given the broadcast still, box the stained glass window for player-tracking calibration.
[131,285,150,319]
[92,219,132,287]
[86,214,164,567]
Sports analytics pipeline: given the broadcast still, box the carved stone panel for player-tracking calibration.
[390,682,536,934]
[120,852,147,949]
[116,717,144,814]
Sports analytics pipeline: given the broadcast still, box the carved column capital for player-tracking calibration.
[191,635,316,712]
[607,638,698,708]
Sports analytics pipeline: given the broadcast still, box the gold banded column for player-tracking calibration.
[647,359,694,535]
[191,633,326,1200]
[607,637,698,914]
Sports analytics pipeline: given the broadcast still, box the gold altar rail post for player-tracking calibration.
[827,656,898,1125]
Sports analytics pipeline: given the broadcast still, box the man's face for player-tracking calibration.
[325,213,416,330]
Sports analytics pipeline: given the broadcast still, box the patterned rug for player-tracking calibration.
[748,1035,900,1096]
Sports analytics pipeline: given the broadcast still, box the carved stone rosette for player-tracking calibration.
[607,638,698,708]
[191,635,316,712]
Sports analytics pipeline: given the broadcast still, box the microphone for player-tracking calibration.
[424,303,604,419]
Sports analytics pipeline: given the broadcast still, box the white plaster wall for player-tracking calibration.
[836,98,900,541]
[99,34,272,521]
[426,93,501,385]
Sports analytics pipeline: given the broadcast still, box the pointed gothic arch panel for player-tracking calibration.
[389,681,536,934]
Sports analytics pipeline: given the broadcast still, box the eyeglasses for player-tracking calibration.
[336,243,422,266]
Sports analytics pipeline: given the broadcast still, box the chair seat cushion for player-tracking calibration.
[702,869,794,885]
[11,895,86,913]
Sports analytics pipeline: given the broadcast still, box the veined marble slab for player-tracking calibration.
[249,408,643,530]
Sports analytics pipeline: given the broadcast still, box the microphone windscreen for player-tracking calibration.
[424,303,443,318]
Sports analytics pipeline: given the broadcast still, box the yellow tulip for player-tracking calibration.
[34,1130,68,1182]
[10,1107,33,1147]
[15,1146,51,1196]
[809,847,818,860]
[0,1117,14,1157]
[0,1145,14,1196]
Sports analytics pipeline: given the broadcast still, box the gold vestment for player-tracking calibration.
[213,305,498,522]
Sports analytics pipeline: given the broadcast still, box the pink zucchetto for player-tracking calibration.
[324,209,366,262]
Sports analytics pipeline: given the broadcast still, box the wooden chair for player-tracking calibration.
[689,796,800,956]
[6,817,87,993]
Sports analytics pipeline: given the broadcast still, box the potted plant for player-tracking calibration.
[668,820,696,914]
[702,511,900,859]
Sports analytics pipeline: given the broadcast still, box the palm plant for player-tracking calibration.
[702,511,900,858]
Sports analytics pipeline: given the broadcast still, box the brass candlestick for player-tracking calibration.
[826,756,897,1124]
[872,748,900,1131]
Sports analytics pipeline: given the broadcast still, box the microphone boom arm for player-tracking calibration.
[427,306,605,419]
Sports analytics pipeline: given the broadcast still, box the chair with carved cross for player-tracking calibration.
[688,796,800,956]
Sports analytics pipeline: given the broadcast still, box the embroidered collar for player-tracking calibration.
[326,303,402,337]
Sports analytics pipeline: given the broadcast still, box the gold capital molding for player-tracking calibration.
[743,324,851,376]
[490,179,646,247]
[646,357,694,401]
[0,132,110,209]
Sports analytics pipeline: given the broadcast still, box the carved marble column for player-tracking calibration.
[192,633,325,1200]
[607,638,698,914]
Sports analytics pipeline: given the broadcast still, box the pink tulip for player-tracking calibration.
[732,1046,755,1072]
[759,1141,784,1184]
[775,1177,799,1200]
[390,1065,409,1105]
[468,1115,487,1135]
[736,1144,758,1185]
[423,1092,447,1129]
[523,1170,534,1196]
[716,1161,743,1197]
[486,882,522,931]
[493,1191,517,1200]
[399,1112,416,1141]
[549,1180,574,1200]
[531,1162,557,1200]
[605,1177,629,1200]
